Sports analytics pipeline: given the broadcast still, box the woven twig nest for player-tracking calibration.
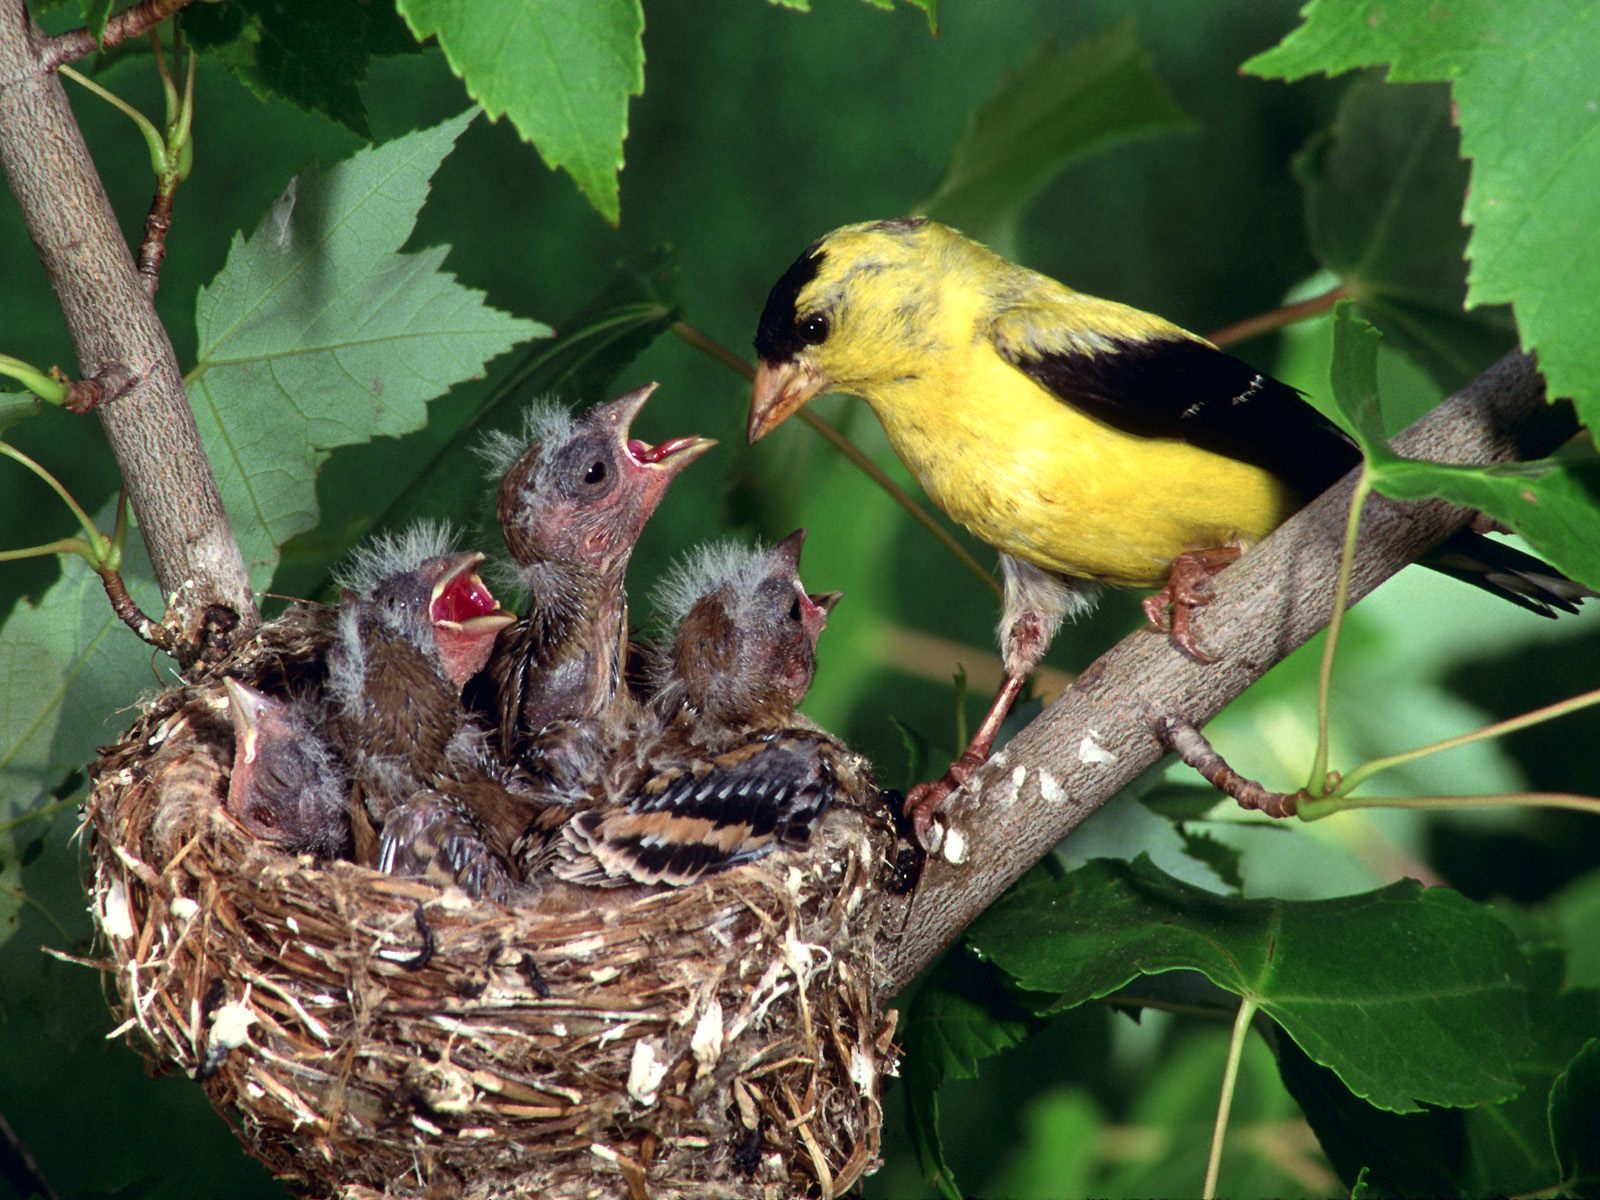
[83,611,897,1199]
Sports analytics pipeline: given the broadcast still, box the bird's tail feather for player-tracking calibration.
[1422,530,1593,618]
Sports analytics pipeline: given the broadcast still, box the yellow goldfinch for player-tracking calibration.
[747,217,1587,843]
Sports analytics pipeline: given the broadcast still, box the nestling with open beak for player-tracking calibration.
[325,523,516,862]
[470,383,715,793]
[537,530,869,889]
[223,678,350,858]
[749,216,1590,847]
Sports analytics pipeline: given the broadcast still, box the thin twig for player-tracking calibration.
[1207,283,1351,349]
[1149,710,1299,817]
[63,362,137,414]
[97,566,175,652]
[137,186,176,296]
[39,0,195,71]
[670,319,1003,599]
[0,1106,60,1200]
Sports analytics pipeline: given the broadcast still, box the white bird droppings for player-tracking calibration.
[1079,729,1118,766]
[691,999,724,1068]
[1038,771,1067,805]
[628,1040,668,1106]
[211,1002,257,1051]
[942,826,969,864]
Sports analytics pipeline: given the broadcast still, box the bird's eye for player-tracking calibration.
[251,805,278,829]
[583,459,607,485]
[797,313,830,344]
[788,595,803,622]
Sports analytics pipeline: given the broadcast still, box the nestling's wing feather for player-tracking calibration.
[991,300,1358,499]
[549,730,842,887]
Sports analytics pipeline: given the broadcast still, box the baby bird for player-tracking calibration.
[540,530,865,888]
[325,525,516,862]
[749,216,1590,844]
[472,383,714,785]
[222,678,349,857]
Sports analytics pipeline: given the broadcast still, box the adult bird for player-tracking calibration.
[748,217,1588,845]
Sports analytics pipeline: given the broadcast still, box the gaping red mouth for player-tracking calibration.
[627,435,710,466]
[429,553,514,630]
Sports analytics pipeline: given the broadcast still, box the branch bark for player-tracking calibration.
[877,352,1573,996]
[38,0,195,71]
[0,0,255,654]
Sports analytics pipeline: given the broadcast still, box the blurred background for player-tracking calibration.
[2,1,1596,1196]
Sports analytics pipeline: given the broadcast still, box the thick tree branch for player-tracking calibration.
[877,352,1574,996]
[0,0,255,657]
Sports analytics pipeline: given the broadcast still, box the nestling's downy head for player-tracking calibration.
[336,524,515,688]
[750,217,994,441]
[223,679,349,857]
[485,384,715,576]
[652,529,840,722]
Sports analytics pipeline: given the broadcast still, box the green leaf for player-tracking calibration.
[395,0,644,224]
[273,257,676,598]
[1371,444,1600,592]
[183,0,419,137]
[981,1088,1100,1200]
[0,506,166,928]
[1245,0,1600,439]
[1550,1038,1600,1197]
[1175,826,1243,892]
[1137,784,1224,823]
[1318,301,1389,451]
[969,857,1532,1113]
[899,952,1042,1199]
[1319,303,1600,591]
[0,394,40,434]
[920,23,1191,255]
[1273,948,1597,1197]
[85,0,112,42]
[1295,75,1514,391]
[189,110,548,588]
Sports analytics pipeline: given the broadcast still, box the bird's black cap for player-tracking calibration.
[754,242,825,364]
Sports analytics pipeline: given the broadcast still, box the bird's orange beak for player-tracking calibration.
[749,359,830,444]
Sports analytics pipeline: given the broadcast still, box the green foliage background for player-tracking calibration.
[1,1,1597,1197]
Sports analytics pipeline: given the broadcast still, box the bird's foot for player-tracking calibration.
[905,750,984,853]
[1142,547,1242,663]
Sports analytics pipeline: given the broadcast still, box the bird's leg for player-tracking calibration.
[1142,545,1242,663]
[906,668,1030,850]
[906,559,1096,852]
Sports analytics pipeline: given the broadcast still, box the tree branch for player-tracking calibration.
[0,0,255,658]
[877,352,1573,995]
[37,0,195,71]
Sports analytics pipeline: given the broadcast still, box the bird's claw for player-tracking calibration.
[1143,547,1240,664]
[904,750,985,853]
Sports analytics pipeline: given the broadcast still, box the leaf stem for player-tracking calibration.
[1307,468,1372,795]
[670,319,1002,598]
[0,354,67,406]
[1330,686,1600,799]
[0,442,107,554]
[0,795,78,837]
[1299,790,1600,822]
[0,537,93,564]
[1204,997,1258,1200]
[1207,283,1351,349]
[57,66,167,175]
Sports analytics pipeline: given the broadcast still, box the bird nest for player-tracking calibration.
[81,611,897,1199]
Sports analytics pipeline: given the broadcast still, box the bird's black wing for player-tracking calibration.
[992,303,1359,499]
[550,730,842,887]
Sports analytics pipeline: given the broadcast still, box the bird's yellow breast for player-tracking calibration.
[862,332,1300,590]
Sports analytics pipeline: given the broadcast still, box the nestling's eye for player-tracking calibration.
[788,595,803,622]
[251,804,277,829]
[797,313,830,345]
[583,459,607,485]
